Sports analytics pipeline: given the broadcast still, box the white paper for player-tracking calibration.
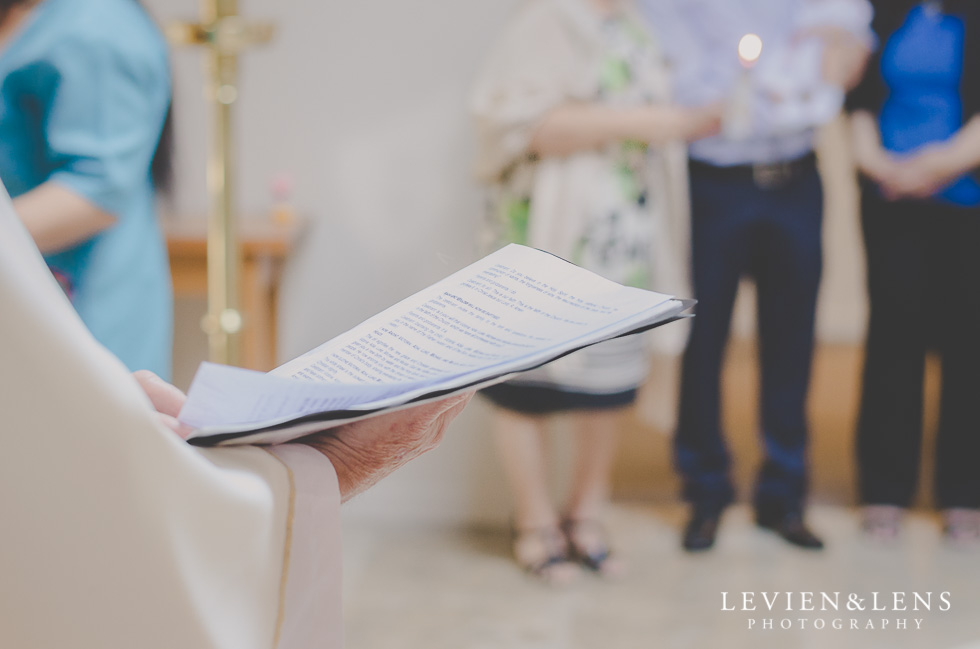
[180,245,687,442]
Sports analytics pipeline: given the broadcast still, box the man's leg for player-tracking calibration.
[753,166,823,547]
[675,168,755,548]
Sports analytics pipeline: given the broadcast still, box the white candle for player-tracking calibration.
[738,33,763,67]
[725,33,763,140]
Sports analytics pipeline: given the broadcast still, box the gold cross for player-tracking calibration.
[167,2,274,366]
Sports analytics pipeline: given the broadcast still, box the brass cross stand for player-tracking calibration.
[167,1,274,365]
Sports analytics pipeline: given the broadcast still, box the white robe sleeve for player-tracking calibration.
[0,186,342,649]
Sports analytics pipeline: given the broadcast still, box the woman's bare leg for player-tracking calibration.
[564,409,624,576]
[566,409,620,519]
[492,408,578,583]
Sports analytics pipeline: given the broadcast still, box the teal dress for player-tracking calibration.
[0,0,173,378]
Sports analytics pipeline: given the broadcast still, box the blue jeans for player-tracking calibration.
[675,158,823,513]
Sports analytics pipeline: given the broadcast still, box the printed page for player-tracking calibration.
[271,245,675,384]
[181,245,680,436]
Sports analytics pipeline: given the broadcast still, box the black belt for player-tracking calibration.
[689,152,818,190]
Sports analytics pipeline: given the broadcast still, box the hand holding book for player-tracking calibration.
[178,244,693,446]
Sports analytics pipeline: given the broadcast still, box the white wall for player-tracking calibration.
[150,0,866,525]
[150,0,524,525]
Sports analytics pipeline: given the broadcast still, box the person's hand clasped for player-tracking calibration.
[880,144,960,201]
[303,392,473,502]
[133,370,192,439]
[855,138,959,202]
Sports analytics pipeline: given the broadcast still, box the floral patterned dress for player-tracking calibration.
[473,0,676,403]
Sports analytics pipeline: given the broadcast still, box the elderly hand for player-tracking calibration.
[132,370,472,499]
[302,393,473,502]
[133,370,192,438]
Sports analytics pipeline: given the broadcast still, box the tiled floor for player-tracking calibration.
[342,504,980,649]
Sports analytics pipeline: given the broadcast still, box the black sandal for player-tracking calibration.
[861,505,901,542]
[511,525,578,583]
[561,518,621,576]
[943,508,980,546]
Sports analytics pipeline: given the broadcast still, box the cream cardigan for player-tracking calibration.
[471,0,692,357]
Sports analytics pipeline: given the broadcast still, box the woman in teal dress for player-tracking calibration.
[0,0,173,379]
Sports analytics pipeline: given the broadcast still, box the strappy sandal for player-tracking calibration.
[511,525,580,585]
[943,508,980,547]
[561,518,624,577]
[861,505,902,542]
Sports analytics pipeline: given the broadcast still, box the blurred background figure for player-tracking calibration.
[639,0,872,552]
[0,0,174,379]
[470,0,720,583]
[848,0,980,545]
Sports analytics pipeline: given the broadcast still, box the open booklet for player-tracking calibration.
[179,244,694,446]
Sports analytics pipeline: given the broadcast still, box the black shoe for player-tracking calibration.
[756,509,825,550]
[682,507,723,552]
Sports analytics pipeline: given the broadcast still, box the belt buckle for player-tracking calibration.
[752,161,792,190]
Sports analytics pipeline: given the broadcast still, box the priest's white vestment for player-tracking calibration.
[0,185,344,648]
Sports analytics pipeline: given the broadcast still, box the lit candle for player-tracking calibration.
[738,33,763,68]
[725,33,763,140]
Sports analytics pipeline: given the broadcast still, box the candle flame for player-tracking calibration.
[738,33,763,66]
